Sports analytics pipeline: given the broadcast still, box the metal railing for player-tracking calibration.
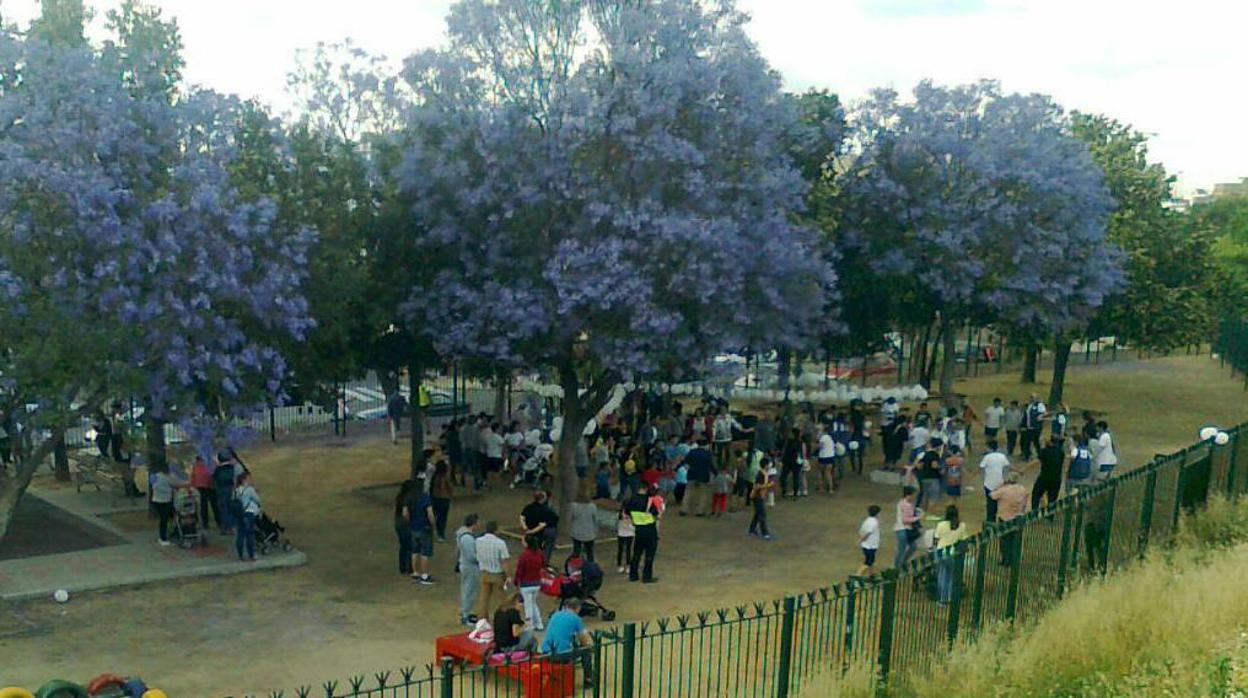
[245,420,1247,697]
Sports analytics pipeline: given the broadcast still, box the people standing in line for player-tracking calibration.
[1067,435,1095,494]
[681,438,715,516]
[942,445,964,506]
[816,425,837,494]
[394,480,418,576]
[455,514,481,625]
[933,505,968,604]
[615,508,635,574]
[626,484,661,583]
[190,456,219,531]
[991,473,1029,566]
[780,428,804,499]
[830,412,852,480]
[893,486,921,569]
[979,441,1009,523]
[475,520,512,621]
[916,438,944,511]
[493,593,538,654]
[213,451,239,534]
[1003,401,1023,457]
[983,398,1004,445]
[514,536,546,631]
[1032,436,1066,510]
[569,490,599,562]
[1092,421,1118,480]
[520,490,560,561]
[429,461,454,543]
[408,481,436,585]
[459,418,482,491]
[856,504,882,576]
[712,409,740,470]
[233,471,262,561]
[387,390,408,445]
[848,402,868,474]
[748,467,776,540]
[482,422,505,488]
[1021,394,1048,460]
[150,466,187,547]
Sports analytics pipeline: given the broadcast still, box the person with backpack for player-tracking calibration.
[1067,435,1095,493]
[233,471,262,561]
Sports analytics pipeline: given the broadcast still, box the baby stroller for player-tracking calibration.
[542,555,616,621]
[511,443,554,489]
[255,512,293,554]
[171,486,203,549]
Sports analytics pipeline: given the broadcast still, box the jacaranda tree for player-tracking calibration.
[397,0,836,514]
[0,29,312,538]
[840,80,1121,404]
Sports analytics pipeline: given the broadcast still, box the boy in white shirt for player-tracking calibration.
[856,504,882,576]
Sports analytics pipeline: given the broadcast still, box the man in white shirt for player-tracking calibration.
[979,440,1010,523]
[1092,421,1118,480]
[907,423,930,464]
[984,397,1005,442]
[474,521,512,620]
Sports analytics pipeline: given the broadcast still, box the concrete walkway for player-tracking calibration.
[0,486,305,602]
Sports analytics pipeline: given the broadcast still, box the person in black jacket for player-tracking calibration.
[1032,436,1066,510]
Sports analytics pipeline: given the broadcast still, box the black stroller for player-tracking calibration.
[556,555,615,621]
[255,512,293,554]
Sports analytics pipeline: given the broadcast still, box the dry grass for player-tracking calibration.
[879,495,1248,697]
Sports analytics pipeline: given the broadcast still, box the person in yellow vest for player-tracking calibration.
[625,484,662,583]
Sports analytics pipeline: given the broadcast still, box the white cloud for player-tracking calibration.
[3,0,1244,193]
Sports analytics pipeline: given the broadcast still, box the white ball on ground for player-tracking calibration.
[1200,426,1219,441]
[53,589,69,603]
[1215,432,1231,446]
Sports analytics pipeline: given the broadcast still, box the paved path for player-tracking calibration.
[0,486,305,602]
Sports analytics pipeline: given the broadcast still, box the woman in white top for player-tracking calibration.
[150,467,188,546]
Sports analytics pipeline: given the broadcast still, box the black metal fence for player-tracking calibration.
[244,420,1247,698]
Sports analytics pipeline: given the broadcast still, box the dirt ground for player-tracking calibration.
[2,354,1246,696]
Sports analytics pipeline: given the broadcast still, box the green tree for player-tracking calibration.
[28,0,89,47]
[1192,195,1248,320]
[1067,113,1222,404]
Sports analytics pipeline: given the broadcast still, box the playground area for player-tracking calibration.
[2,354,1246,696]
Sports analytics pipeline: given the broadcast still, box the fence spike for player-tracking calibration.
[321,680,336,698]
[348,675,364,693]
[697,610,711,626]
[296,687,311,698]
[735,605,747,619]
[716,607,728,622]
[373,671,389,689]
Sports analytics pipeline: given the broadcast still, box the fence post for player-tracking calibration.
[970,536,988,632]
[440,657,453,698]
[1227,430,1240,498]
[1172,452,1188,529]
[1139,468,1158,557]
[592,632,603,698]
[1056,504,1073,598]
[777,595,797,698]
[842,583,857,673]
[621,622,637,698]
[877,570,899,680]
[946,548,965,647]
[1004,521,1022,622]
[1101,484,1118,576]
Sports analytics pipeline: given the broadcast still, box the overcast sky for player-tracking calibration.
[3,0,1244,194]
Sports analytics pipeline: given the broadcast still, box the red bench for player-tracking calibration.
[435,633,576,698]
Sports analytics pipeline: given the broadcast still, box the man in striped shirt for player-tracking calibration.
[474,521,512,621]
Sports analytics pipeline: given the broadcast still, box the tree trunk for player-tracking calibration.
[146,416,167,474]
[555,366,587,532]
[923,329,941,391]
[493,371,508,422]
[914,325,931,389]
[53,435,70,482]
[0,430,65,540]
[1048,337,1073,407]
[409,361,426,481]
[1021,342,1039,384]
[939,316,959,407]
